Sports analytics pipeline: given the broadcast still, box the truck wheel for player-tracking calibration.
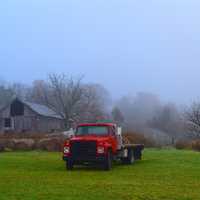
[127,149,135,164]
[104,150,112,171]
[121,149,135,165]
[134,149,142,160]
[66,160,74,170]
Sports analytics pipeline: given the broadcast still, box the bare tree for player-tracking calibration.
[185,102,200,138]
[27,74,109,128]
[0,80,31,107]
[26,80,52,105]
[27,74,83,128]
[72,83,110,123]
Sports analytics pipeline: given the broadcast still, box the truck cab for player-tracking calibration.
[63,123,144,170]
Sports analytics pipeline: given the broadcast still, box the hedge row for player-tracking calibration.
[0,137,65,152]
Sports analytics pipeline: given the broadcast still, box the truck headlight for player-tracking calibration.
[64,146,70,154]
[97,146,105,154]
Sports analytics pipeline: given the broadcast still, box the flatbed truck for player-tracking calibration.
[63,123,144,170]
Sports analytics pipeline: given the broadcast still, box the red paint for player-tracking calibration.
[63,123,118,156]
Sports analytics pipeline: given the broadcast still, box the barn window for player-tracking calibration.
[4,118,11,128]
[10,99,24,116]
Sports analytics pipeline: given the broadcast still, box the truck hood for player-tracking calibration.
[70,135,109,143]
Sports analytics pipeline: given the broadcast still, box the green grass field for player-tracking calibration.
[0,149,200,200]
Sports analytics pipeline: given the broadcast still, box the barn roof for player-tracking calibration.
[0,98,64,120]
[22,101,63,119]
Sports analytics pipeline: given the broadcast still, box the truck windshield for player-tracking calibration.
[76,126,109,136]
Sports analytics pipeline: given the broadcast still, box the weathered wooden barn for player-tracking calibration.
[0,98,65,133]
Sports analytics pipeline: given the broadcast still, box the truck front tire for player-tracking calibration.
[127,149,135,164]
[66,160,74,170]
[103,150,112,171]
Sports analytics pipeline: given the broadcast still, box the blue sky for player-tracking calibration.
[0,0,200,103]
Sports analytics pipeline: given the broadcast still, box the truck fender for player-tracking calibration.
[103,143,112,154]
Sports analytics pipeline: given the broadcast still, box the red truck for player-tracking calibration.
[63,123,144,170]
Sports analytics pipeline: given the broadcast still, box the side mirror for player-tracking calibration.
[117,127,122,136]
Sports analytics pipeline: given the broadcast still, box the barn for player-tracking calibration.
[0,98,65,133]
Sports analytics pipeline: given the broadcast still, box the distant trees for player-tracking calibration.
[0,83,14,106]
[10,83,29,99]
[114,93,186,143]
[111,107,124,125]
[149,103,184,143]
[0,75,199,140]
[0,81,30,106]
[116,92,161,130]
[185,102,200,138]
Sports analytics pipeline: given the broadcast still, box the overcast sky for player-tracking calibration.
[0,0,200,104]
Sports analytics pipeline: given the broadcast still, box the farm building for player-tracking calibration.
[0,98,65,133]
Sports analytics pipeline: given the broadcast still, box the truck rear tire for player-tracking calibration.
[66,160,74,170]
[121,149,135,165]
[103,150,112,171]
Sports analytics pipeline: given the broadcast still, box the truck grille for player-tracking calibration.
[71,141,97,160]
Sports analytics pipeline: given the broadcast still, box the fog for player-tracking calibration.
[1,1,200,104]
[1,1,200,144]
[0,76,189,144]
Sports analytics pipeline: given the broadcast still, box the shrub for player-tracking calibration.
[175,140,192,150]
[175,139,200,152]
[0,139,15,150]
[123,132,156,147]
[0,132,47,140]
[191,140,200,152]
[36,138,63,152]
[12,139,35,151]
[0,132,66,152]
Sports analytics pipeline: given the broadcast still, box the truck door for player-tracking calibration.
[109,126,118,153]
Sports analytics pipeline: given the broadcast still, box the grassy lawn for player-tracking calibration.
[0,149,200,200]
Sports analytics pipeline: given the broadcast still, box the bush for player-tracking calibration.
[0,139,15,150]
[36,138,63,152]
[0,133,65,152]
[12,139,35,151]
[191,140,200,152]
[0,131,156,151]
[0,132,47,140]
[175,140,192,150]
[123,132,156,147]
[175,139,200,152]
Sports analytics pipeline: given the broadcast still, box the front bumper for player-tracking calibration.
[63,155,105,163]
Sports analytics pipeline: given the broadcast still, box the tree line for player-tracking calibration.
[0,74,200,141]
